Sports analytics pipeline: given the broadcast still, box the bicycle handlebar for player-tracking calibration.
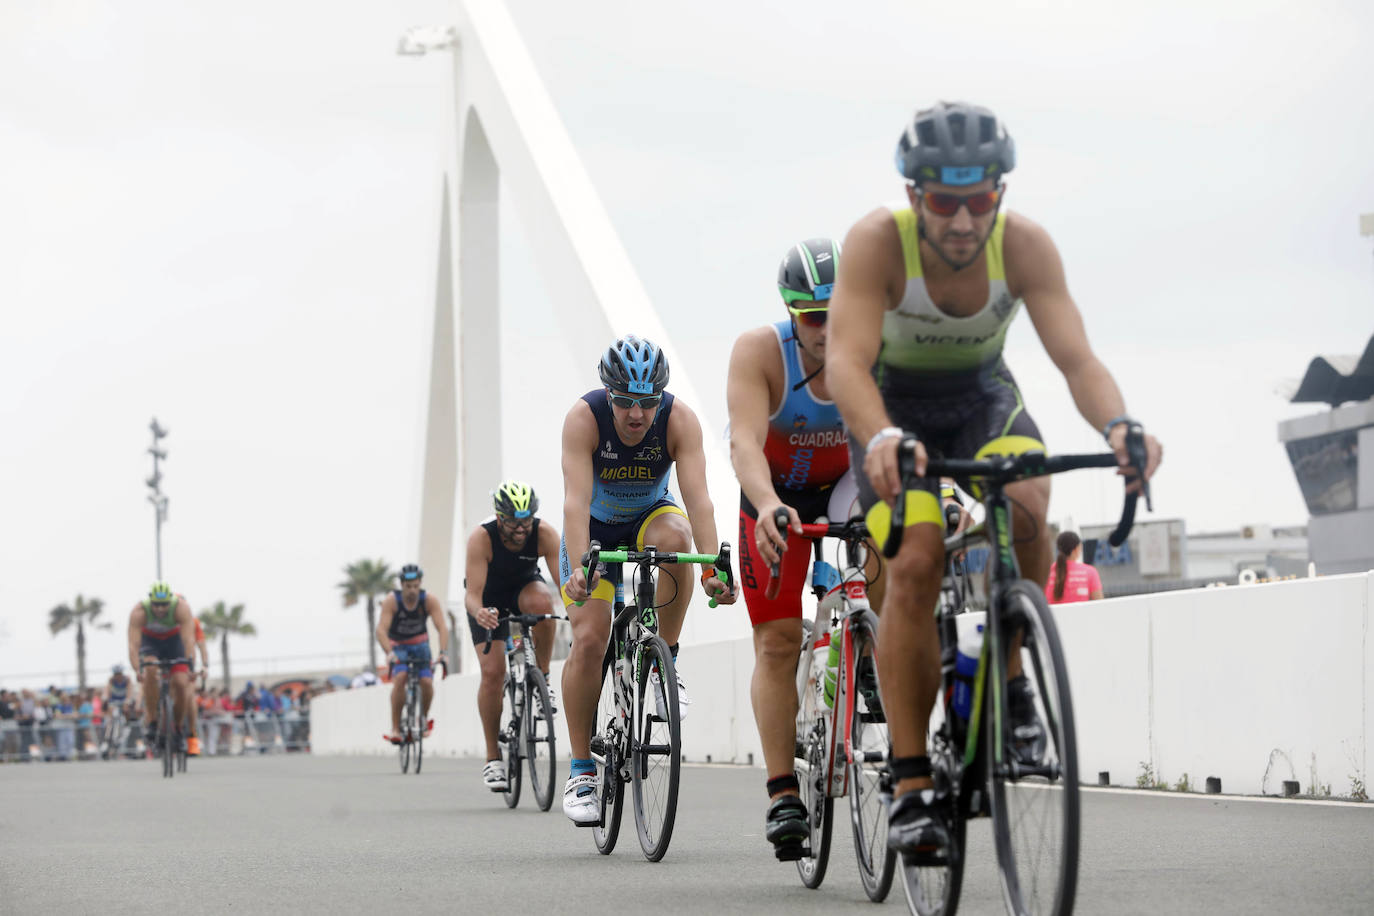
[481,612,568,655]
[884,422,1152,558]
[760,508,873,600]
[577,540,735,608]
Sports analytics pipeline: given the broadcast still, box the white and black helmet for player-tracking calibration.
[778,238,841,305]
[895,101,1016,187]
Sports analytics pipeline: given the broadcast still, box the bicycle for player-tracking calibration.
[140,658,191,778]
[100,703,128,760]
[584,541,733,862]
[887,424,1150,916]
[482,611,567,812]
[763,508,895,901]
[390,650,446,775]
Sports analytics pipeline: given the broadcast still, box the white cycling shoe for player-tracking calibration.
[483,759,508,791]
[649,665,691,722]
[563,773,600,825]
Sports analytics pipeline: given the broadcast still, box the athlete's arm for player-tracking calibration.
[424,593,449,658]
[668,401,737,604]
[176,599,195,665]
[537,521,562,590]
[127,606,144,673]
[463,527,499,630]
[375,594,398,662]
[828,209,927,500]
[561,401,600,601]
[726,328,797,565]
[1008,215,1162,483]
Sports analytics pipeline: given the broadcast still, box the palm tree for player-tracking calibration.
[339,558,395,673]
[199,602,256,694]
[48,595,111,691]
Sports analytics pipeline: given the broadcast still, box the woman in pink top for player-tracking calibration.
[1046,531,1104,604]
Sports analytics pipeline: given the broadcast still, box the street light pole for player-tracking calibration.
[146,418,169,578]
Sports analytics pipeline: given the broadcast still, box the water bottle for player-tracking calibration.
[504,635,516,654]
[950,612,986,722]
[822,625,842,709]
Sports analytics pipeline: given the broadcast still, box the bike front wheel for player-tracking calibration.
[631,636,681,862]
[524,667,557,812]
[794,620,833,889]
[846,611,895,902]
[898,727,966,916]
[502,675,523,808]
[160,691,174,779]
[988,581,1080,916]
[591,653,625,854]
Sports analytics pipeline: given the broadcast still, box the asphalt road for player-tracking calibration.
[1,754,1371,915]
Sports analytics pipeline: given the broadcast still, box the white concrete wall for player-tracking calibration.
[313,572,1372,797]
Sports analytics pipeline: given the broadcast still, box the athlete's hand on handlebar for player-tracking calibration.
[1107,421,1162,499]
[471,606,500,630]
[565,566,600,604]
[755,502,800,566]
[699,569,738,605]
[866,432,928,503]
[435,656,449,679]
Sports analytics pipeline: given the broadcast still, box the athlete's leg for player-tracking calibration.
[139,656,160,728]
[515,581,558,674]
[637,509,694,645]
[562,597,611,760]
[752,617,803,785]
[389,670,407,737]
[1006,476,1053,587]
[420,676,434,719]
[475,641,507,758]
[170,669,191,731]
[877,522,945,797]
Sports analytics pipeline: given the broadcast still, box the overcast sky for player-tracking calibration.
[4,0,1372,686]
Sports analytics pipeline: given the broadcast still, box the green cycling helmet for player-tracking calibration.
[148,581,175,603]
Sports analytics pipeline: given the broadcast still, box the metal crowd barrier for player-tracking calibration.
[0,712,310,763]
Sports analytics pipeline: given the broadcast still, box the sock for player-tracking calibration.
[669,642,679,661]
[570,757,595,778]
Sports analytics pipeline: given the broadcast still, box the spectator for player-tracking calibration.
[0,691,18,761]
[257,684,280,714]
[52,693,76,760]
[278,690,294,714]
[77,692,95,757]
[237,681,259,712]
[1045,530,1104,604]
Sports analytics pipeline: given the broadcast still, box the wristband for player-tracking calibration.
[1101,415,1135,441]
[866,426,903,454]
[700,567,719,588]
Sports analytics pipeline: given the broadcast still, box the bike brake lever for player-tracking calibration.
[710,542,734,608]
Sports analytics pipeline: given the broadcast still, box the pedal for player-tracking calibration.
[573,818,603,829]
[774,842,809,861]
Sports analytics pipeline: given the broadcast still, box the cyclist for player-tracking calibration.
[559,334,737,825]
[126,582,197,753]
[826,101,1163,860]
[463,480,562,791]
[376,564,449,744]
[103,665,133,756]
[726,237,878,859]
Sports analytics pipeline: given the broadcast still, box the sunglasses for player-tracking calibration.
[787,305,828,328]
[150,601,171,610]
[917,185,1003,218]
[607,391,663,409]
[497,514,533,528]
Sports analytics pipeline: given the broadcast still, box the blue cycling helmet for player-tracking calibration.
[598,335,669,396]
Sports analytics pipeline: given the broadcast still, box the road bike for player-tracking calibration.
[585,541,733,862]
[765,509,895,901]
[889,425,1150,916]
[140,658,190,778]
[391,650,445,774]
[100,702,129,760]
[482,612,566,811]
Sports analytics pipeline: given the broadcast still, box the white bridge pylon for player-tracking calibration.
[408,1,736,610]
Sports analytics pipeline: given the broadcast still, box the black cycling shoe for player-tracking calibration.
[1007,674,1047,766]
[886,790,951,864]
[765,794,810,861]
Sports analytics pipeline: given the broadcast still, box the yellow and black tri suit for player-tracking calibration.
[853,209,1045,547]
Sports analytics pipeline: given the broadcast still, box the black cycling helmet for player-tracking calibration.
[399,564,423,582]
[895,101,1016,187]
[598,335,669,396]
[778,238,841,305]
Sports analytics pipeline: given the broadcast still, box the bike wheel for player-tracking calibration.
[160,691,174,779]
[503,675,523,808]
[847,612,896,902]
[898,727,966,916]
[524,668,557,812]
[794,620,833,889]
[632,636,681,862]
[400,685,414,774]
[591,653,625,854]
[988,581,1079,916]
